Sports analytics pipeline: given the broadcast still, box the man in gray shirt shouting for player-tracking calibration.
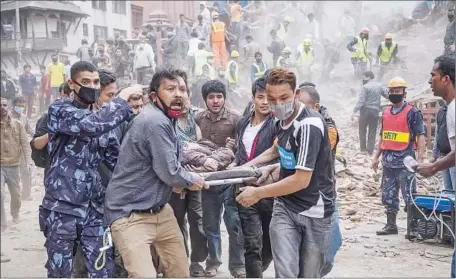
[104,69,208,278]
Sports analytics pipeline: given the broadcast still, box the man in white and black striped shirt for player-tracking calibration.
[237,68,335,278]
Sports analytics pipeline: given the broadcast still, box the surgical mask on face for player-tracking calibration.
[270,97,295,121]
[14,106,25,114]
[73,81,99,104]
[388,94,404,104]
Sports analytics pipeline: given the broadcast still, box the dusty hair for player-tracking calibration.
[266,68,297,91]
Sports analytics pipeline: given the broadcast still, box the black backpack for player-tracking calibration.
[30,113,49,168]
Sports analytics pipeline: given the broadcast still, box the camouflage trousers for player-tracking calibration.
[380,167,416,215]
[72,242,127,278]
[38,206,115,278]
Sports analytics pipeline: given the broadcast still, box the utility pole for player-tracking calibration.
[15,0,22,74]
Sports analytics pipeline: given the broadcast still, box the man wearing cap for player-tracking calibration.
[296,39,315,82]
[371,77,425,236]
[376,33,398,80]
[347,28,370,78]
[210,12,228,70]
[250,52,267,83]
[225,50,240,91]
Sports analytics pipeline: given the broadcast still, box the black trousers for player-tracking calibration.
[359,107,379,154]
[238,198,274,278]
[169,191,208,263]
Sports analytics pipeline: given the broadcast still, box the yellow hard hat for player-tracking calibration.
[231,50,240,58]
[388,76,407,88]
[284,16,292,23]
[303,39,312,46]
[385,33,393,40]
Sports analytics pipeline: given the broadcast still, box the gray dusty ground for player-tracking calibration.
[0,184,451,277]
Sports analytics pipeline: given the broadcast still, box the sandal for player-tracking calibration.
[230,269,246,278]
[190,263,205,277]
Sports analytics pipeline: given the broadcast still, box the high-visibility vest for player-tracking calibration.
[299,47,314,65]
[276,56,287,67]
[380,104,415,151]
[211,22,225,43]
[379,42,397,63]
[202,63,216,79]
[351,35,368,62]
[252,61,266,79]
[225,60,239,84]
[277,23,287,40]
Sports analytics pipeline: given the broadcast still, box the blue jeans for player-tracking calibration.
[269,200,331,278]
[201,184,245,272]
[442,167,455,191]
[321,203,342,276]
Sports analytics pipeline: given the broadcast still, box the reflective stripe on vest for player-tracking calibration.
[211,22,225,42]
[299,47,314,65]
[351,36,368,62]
[276,56,286,67]
[277,23,287,40]
[252,62,266,78]
[202,63,216,79]
[380,104,414,151]
[225,61,239,84]
[379,42,397,63]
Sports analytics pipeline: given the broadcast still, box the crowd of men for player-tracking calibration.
[0,1,455,278]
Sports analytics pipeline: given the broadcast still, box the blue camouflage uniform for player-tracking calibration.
[39,97,132,278]
[380,103,425,214]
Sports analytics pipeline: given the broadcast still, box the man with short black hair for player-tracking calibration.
[230,77,276,278]
[48,54,66,101]
[105,69,208,278]
[237,68,335,278]
[10,96,33,200]
[40,61,135,278]
[352,70,388,155]
[1,70,17,101]
[18,64,36,118]
[195,80,245,278]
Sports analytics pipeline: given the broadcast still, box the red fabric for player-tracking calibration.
[41,73,51,98]
[247,132,261,161]
[380,104,413,151]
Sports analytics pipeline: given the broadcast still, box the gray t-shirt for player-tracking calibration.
[104,104,194,225]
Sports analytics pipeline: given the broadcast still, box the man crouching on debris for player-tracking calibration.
[371,77,425,236]
[237,68,336,278]
[104,69,208,277]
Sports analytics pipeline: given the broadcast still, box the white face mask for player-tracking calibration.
[270,93,295,120]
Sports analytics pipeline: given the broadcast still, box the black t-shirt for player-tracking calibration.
[275,104,335,218]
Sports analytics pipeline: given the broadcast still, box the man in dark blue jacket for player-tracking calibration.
[228,77,277,278]
[39,61,134,278]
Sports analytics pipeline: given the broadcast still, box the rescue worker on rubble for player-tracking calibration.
[276,16,292,42]
[268,29,285,67]
[347,28,370,78]
[211,12,228,70]
[372,77,425,236]
[296,39,315,82]
[320,39,341,80]
[226,50,240,89]
[40,61,135,277]
[276,47,293,68]
[376,33,398,80]
[444,8,455,55]
[250,52,267,83]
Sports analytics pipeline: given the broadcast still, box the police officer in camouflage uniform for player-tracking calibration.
[371,77,426,236]
[39,61,134,278]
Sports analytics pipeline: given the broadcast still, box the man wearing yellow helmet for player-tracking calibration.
[347,28,370,78]
[296,39,315,82]
[225,50,240,90]
[372,76,426,236]
[376,33,398,80]
[276,47,292,68]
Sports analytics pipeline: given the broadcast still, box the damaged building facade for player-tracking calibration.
[0,0,132,77]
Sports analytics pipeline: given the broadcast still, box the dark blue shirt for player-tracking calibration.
[43,98,133,218]
[19,73,36,95]
[381,102,425,169]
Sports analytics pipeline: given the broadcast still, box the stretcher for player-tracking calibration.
[180,167,262,198]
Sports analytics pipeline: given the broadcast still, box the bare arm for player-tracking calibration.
[416,134,426,163]
[32,133,49,150]
[243,144,279,167]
